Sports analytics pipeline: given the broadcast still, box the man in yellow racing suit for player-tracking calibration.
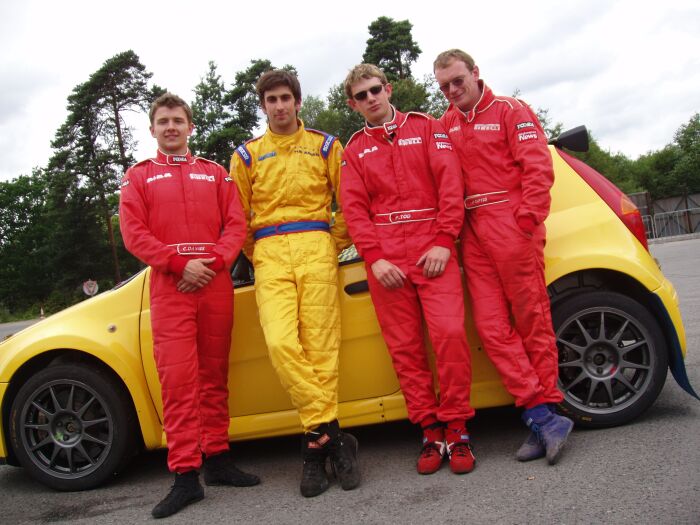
[230,69,359,498]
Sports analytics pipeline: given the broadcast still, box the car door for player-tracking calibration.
[139,252,402,426]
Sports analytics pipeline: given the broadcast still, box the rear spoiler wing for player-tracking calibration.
[549,125,589,152]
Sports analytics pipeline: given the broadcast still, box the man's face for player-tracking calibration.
[434,59,481,112]
[261,85,301,134]
[347,77,393,126]
[149,106,193,155]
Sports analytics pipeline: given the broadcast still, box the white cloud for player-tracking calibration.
[1,0,699,181]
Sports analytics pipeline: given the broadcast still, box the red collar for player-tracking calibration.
[156,150,194,165]
[461,81,493,122]
[363,106,407,140]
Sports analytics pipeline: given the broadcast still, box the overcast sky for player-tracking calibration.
[1,0,698,182]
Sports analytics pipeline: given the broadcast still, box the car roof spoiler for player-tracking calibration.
[548,125,589,152]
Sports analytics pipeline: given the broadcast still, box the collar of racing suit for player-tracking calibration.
[156,149,195,165]
[363,105,407,141]
[458,80,494,123]
[266,119,305,146]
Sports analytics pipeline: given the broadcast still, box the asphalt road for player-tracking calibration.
[1,239,699,524]
[0,320,38,341]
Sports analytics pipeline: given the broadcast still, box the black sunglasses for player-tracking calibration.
[439,76,466,95]
[353,84,384,101]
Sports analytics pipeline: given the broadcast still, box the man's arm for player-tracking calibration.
[230,147,256,261]
[119,166,179,273]
[340,145,405,288]
[211,164,247,270]
[425,116,465,246]
[327,139,352,254]
[339,147,383,266]
[415,117,465,277]
[505,102,554,233]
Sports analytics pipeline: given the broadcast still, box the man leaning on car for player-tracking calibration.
[340,63,476,476]
[433,49,575,464]
[119,93,260,518]
[230,70,360,498]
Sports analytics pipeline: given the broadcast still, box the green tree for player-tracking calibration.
[535,107,564,141]
[0,171,52,313]
[390,77,430,113]
[632,145,681,199]
[326,84,364,144]
[88,50,164,172]
[423,75,449,118]
[570,133,639,193]
[669,113,700,196]
[46,51,160,286]
[362,17,421,81]
[299,95,345,142]
[190,61,234,166]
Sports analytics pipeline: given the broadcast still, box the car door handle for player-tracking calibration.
[344,281,369,295]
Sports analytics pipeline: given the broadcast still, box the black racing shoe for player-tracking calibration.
[300,432,330,498]
[203,452,261,487]
[152,470,204,519]
[329,432,361,490]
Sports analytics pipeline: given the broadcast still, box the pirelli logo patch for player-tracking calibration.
[518,131,538,142]
[474,123,500,131]
[516,121,535,130]
[398,137,422,146]
[190,173,215,182]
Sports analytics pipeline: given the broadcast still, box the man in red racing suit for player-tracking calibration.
[341,64,475,475]
[434,49,574,465]
[119,93,259,519]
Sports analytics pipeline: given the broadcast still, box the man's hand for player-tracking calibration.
[177,257,216,292]
[371,259,407,289]
[416,246,451,278]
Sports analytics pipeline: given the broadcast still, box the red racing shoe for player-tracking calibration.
[417,423,445,474]
[445,426,476,474]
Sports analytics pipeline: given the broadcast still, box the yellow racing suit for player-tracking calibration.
[231,120,351,431]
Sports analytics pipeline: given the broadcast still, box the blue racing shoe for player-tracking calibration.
[515,430,546,462]
[521,404,574,465]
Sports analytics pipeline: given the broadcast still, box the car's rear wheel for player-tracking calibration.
[552,290,668,428]
[9,364,137,490]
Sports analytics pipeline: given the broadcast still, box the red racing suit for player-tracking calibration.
[441,81,562,408]
[119,150,246,472]
[341,108,474,425]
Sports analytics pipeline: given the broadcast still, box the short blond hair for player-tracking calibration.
[343,63,388,99]
[433,49,476,72]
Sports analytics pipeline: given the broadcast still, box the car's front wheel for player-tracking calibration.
[552,290,668,428]
[9,363,137,490]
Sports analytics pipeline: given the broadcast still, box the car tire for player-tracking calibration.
[9,363,137,491]
[552,290,668,428]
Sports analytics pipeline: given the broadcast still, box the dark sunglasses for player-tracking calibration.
[353,84,384,101]
[438,76,466,95]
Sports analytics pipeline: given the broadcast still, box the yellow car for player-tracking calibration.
[0,127,694,491]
